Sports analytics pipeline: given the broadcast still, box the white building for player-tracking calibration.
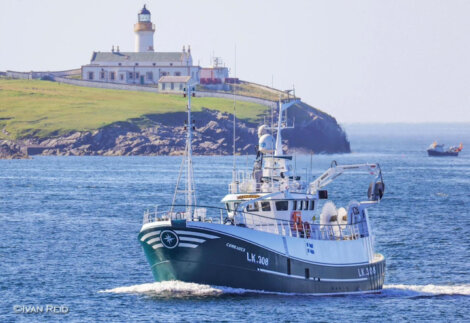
[158,76,191,92]
[81,5,230,87]
[81,50,199,85]
[81,5,199,86]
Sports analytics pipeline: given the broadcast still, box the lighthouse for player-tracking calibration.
[134,5,155,52]
[82,4,225,86]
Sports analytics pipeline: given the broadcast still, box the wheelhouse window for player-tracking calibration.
[110,72,115,80]
[129,72,134,79]
[260,201,271,212]
[88,72,94,80]
[225,202,240,212]
[309,201,315,210]
[304,201,309,210]
[293,200,297,210]
[246,203,259,212]
[100,71,105,79]
[275,201,289,211]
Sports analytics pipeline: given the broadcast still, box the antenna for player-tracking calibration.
[309,153,313,182]
[294,154,297,177]
[274,89,299,156]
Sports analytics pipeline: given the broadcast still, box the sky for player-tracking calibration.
[1,0,469,124]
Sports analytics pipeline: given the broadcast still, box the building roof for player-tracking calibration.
[139,5,151,15]
[201,67,228,70]
[158,76,191,83]
[91,52,187,63]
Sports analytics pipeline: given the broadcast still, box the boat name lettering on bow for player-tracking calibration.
[246,252,269,266]
[226,243,246,252]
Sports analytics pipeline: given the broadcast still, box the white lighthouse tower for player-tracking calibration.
[134,5,155,52]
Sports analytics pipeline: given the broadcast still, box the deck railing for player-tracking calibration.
[142,204,369,241]
[234,209,369,240]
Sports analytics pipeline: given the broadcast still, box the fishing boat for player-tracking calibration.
[138,88,387,295]
[427,142,463,157]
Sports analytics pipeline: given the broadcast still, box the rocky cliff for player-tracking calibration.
[0,102,350,158]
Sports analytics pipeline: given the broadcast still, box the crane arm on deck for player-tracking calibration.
[309,161,383,200]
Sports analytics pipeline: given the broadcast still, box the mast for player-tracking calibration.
[232,93,237,182]
[170,83,197,217]
[186,85,194,216]
[275,99,283,156]
[232,44,237,183]
[274,92,298,156]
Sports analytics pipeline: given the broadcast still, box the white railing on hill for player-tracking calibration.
[53,77,159,93]
[4,71,288,108]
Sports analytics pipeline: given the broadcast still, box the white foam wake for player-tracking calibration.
[100,281,470,298]
[99,281,253,298]
[383,284,470,296]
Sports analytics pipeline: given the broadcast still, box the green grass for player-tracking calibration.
[197,81,289,101]
[0,79,268,139]
[66,74,82,80]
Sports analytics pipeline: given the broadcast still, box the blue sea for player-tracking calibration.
[1,123,469,322]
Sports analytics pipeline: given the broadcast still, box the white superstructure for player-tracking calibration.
[220,96,385,260]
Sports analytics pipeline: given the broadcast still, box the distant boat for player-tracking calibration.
[427,142,463,157]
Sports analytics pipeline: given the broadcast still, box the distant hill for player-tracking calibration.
[0,79,266,139]
[0,78,350,158]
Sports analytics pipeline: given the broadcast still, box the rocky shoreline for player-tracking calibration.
[0,103,350,159]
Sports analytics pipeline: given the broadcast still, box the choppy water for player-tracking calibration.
[1,123,469,322]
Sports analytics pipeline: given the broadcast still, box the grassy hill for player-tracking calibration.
[197,81,290,101]
[0,79,268,139]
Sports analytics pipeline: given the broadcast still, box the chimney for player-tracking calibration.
[117,45,120,53]
[183,45,186,53]
[112,45,115,52]
[188,45,191,53]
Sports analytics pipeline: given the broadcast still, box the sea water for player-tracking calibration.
[1,123,469,322]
